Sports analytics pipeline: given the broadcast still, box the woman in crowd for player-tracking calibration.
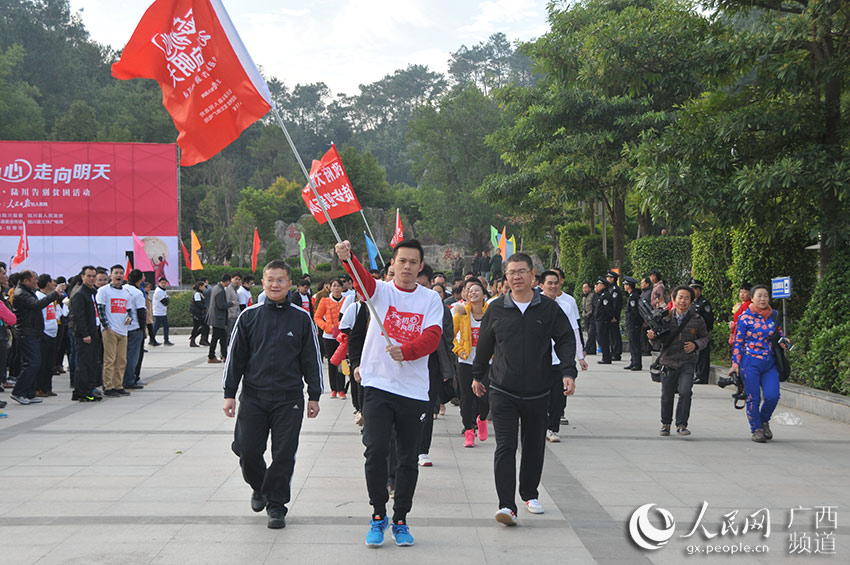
[649,269,667,309]
[728,282,752,349]
[314,279,347,399]
[188,281,207,348]
[452,279,489,447]
[729,284,786,443]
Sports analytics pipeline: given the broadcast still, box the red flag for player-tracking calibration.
[111,0,273,166]
[11,222,28,269]
[125,258,132,278]
[132,233,155,271]
[181,239,192,268]
[301,144,362,224]
[390,209,403,249]
[251,228,261,272]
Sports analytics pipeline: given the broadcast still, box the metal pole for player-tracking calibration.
[783,298,787,335]
[601,199,607,258]
[359,209,385,267]
[271,107,397,354]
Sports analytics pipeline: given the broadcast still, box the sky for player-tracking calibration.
[69,0,553,96]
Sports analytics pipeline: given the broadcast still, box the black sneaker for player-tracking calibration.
[116,388,131,396]
[0,400,6,409]
[71,392,79,401]
[267,507,286,529]
[659,425,671,437]
[79,395,98,402]
[762,422,773,440]
[251,491,266,512]
[92,389,103,398]
[164,341,175,346]
[149,341,161,346]
[125,383,144,390]
[104,389,121,397]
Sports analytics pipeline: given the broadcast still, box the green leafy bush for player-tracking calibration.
[558,222,592,275]
[691,227,733,323]
[627,236,692,287]
[574,244,609,297]
[791,323,850,395]
[164,291,193,327]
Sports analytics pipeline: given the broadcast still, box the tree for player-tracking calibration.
[0,44,45,139]
[448,32,536,94]
[53,99,98,141]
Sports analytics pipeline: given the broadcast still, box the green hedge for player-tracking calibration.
[165,291,193,327]
[558,222,592,276]
[729,222,816,325]
[692,227,733,322]
[574,244,609,297]
[627,236,692,288]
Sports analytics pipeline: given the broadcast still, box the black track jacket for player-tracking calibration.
[223,297,323,402]
[473,289,577,398]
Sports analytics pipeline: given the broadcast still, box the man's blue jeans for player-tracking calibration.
[123,328,144,387]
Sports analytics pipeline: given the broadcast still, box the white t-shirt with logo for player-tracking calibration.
[152,287,168,316]
[458,315,482,366]
[552,292,584,364]
[125,284,145,331]
[96,284,133,336]
[360,282,444,401]
[237,286,252,307]
[36,290,59,338]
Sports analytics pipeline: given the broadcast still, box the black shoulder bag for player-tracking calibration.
[650,311,693,383]
[770,312,791,382]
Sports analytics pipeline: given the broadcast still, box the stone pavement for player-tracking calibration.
[0,342,847,564]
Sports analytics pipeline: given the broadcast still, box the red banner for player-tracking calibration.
[111,0,273,167]
[301,145,362,224]
[0,141,179,280]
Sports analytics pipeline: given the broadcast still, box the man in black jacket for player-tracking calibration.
[594,277,613,364]
[472,253,576,525]
[623,276,643,371]
[11,271,65,404]
[222,260,322,529]
[69,266,100,402]
[207,274,231,363]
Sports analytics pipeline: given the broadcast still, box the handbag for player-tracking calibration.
[770,312,790,382]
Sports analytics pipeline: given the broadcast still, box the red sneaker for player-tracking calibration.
[330,391,337,398]
[339,391,346,400]
[477,417,488,442]
[463,429,475,448]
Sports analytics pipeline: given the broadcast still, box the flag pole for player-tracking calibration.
[271,107,398,357]
[359,209,385,267]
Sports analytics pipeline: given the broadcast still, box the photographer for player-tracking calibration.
[647,286,709,437]
[729,284,786,444]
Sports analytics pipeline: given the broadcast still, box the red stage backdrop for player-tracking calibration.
[0,141,179,282]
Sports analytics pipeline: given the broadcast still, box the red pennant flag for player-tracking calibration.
[111,0,273,166]
[132,233,155,271]
[251,228,261,272]
[390,209,403,249]
[181,239,192,268]
[301,144,362,224]
[125,257,132,279]
[11,222,28,269]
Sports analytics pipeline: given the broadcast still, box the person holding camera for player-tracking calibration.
[647,286,709,437]
[729,284,786,443]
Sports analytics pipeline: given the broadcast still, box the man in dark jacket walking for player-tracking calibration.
[472,253,576,525]
[69,266,100,402]
[11,271,65,404]
[222,260,321,529]
[207,274,231,363]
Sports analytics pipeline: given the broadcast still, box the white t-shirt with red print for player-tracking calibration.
[458,315,482,366]
[96,284,133,336]
[36,290,59,338]
[359,281,444,401]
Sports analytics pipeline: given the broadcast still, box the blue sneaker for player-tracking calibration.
[392,522,414,546]
[365,516,389,547]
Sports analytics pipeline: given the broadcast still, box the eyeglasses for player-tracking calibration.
[265,278,290,285]
[505,269,531,278]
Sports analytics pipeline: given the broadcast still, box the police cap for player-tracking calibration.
[606,270,619,280]
[596,276,609,286]
[623,276,638,286]
[688,279,704,289]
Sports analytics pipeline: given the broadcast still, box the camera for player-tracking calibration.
[778,336,793,352]
[638,299,669,338]
[717,371,746,409]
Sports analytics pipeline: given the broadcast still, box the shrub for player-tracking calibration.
[164,291,193,327]
[691,227,733,323]
[791,323,850,395]
[574,244,608,297]
[558,222,592,275]
[627,236,692,287]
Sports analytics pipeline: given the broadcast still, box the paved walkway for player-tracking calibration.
[0,343,847,564]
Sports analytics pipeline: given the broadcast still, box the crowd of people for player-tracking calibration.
[220,239,788,545]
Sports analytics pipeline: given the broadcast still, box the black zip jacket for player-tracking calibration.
[223,297,323,402]
[14,285,59,337]
[69,284,97,339]
[472,289,577,398]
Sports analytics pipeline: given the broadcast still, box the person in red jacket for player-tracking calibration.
[314,279,346,399]
[335,238,443,548]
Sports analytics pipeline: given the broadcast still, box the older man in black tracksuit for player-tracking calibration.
[69,266,100,402]
[222,260,322,530]
[472,253,577,526]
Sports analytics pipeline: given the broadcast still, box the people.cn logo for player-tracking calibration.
[628,503,676,550]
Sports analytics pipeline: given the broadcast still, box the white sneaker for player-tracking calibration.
[546,430,560,443]
[524,499,544,514]
[418,454,432,467]
[494,507,518,526]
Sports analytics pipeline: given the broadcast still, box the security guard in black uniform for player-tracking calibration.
[594,276,613,364]
[606,270,623,361]
[622,276,643,371]
[690,279,714,384]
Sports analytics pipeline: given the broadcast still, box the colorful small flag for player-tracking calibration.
[181,239,192,268]
[390,209,403,249]
[498,226,507,258]
[125,257,132,278]
[507,235,516,258]
[11,222,28,269]
[364,231,379,270]
[190,230,204,270]
[490,225,499,249]
[132,233,155,271]
[111,0,274,166]
[301,144,362,224]
[298,231,308,275]
[251,227,261,272]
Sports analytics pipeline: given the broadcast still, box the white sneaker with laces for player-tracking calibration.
[494,507,518,526]
[546,430,560,443]
[524,499,544,514]
[417,454,432,467]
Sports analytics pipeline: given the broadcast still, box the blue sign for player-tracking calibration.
[771,276,792,299]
